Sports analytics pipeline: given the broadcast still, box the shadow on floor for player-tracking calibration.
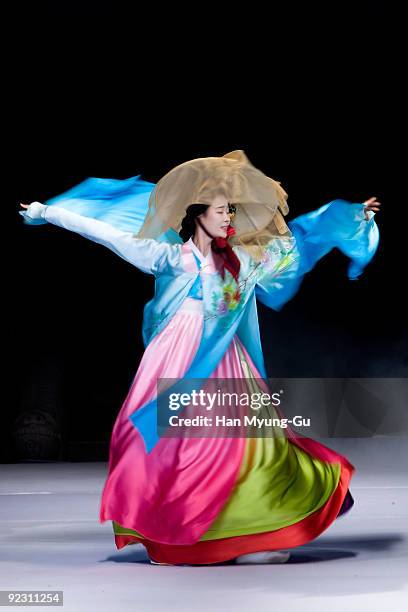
[104,533,405,566]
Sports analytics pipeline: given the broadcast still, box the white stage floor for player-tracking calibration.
[0,438,407,612]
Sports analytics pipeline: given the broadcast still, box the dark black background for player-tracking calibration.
[8,1,405,461]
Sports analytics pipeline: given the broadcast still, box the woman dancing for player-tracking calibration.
[19,150,380,565]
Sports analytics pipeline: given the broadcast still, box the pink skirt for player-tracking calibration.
[99,297,355,564]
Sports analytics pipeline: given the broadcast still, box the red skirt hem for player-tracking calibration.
[113,456,354,565]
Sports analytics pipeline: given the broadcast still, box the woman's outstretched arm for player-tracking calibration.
[19,201,176,276]
[254,197,381,311]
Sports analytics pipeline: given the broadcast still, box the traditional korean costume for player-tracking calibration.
[20,151,379,564]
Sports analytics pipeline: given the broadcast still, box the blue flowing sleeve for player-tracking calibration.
[19,174,184,245]
[19,175,154,233]
[20,201,176,276]
[18,175,184,275]
[255,199,380,310]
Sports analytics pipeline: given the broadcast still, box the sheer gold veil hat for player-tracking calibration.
[137,150,291,261]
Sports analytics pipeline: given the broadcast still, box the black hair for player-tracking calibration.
[179,202,237,243]
[179,203,209,242]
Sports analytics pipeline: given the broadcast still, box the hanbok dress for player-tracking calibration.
[20,177,379,565]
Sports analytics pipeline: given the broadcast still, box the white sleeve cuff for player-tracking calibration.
[19,201,48,225]
[26,201,47,220]
[361,203,375,222]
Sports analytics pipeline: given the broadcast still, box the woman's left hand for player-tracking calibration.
[363,196,381,221]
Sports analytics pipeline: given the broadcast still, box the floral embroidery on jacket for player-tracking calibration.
[256,242,299,283]
[211,278,241,315]
[206,272,245,329]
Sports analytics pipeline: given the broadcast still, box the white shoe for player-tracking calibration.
[235,550,291,564]
[149,557,174,565]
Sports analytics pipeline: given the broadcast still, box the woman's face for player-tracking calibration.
[197,194,231,239]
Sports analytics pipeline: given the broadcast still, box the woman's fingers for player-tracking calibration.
[19,202,30,209]
[363,197,381,220]
[363,197,381,212]
[363,197,381,207]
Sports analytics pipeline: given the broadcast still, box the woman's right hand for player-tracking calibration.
[18,201,48,223]
[362,197,381,221]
